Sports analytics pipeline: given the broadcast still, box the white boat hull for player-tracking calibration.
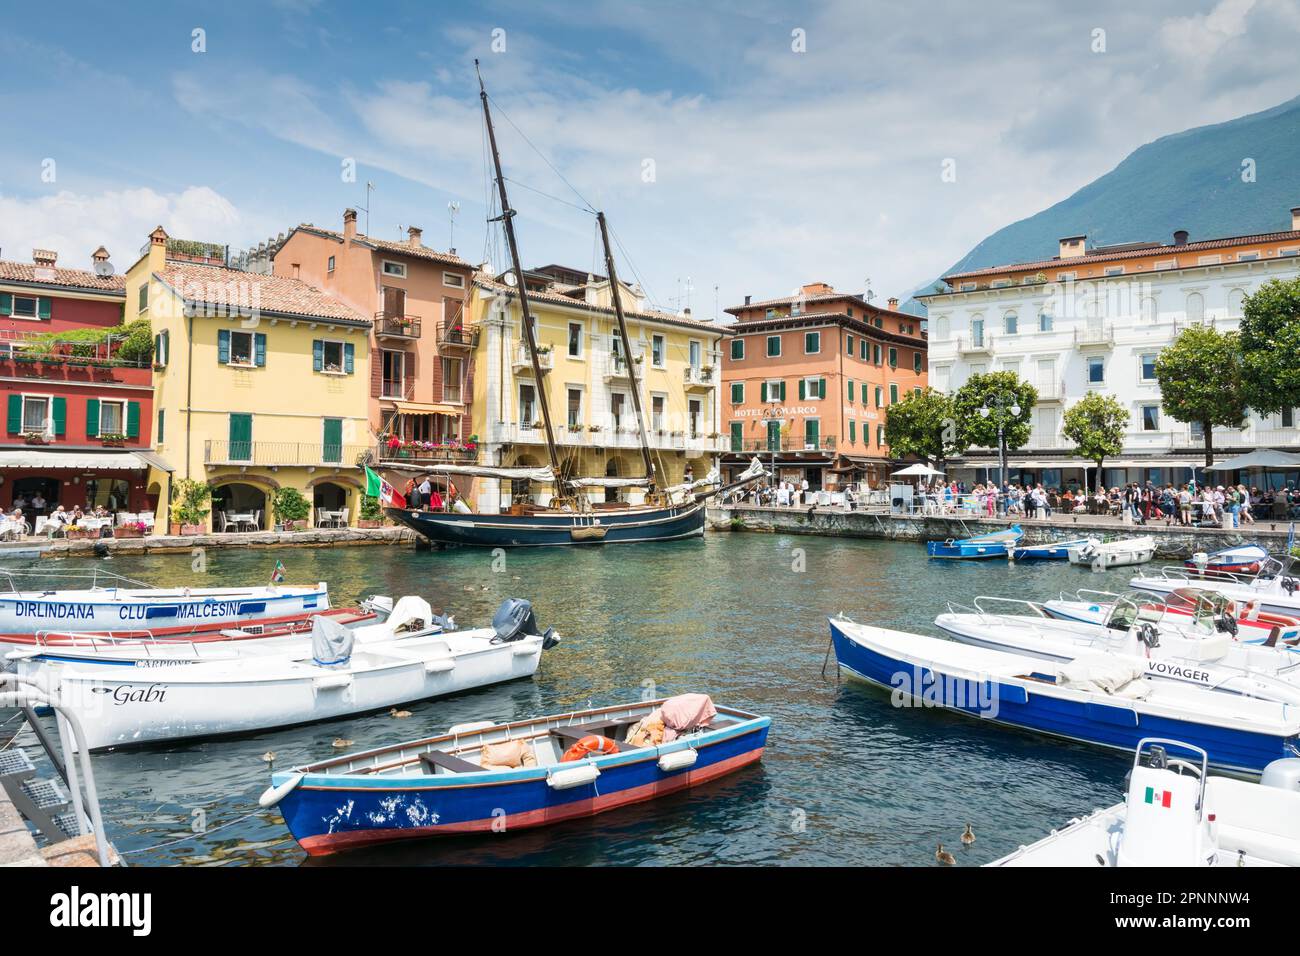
[1067,537,1156,568]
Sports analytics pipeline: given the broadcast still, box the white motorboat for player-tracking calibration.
[0,568,328,643]
[988,738,1300,866]
[1131,557,1300,616]
[1067,535,1156,569]
[1042,587,1300,646]
[26,597,559,751]
[935,595,1300,705]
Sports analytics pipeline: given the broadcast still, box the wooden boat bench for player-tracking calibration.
[550,715,645,752]
[418,749,483,774]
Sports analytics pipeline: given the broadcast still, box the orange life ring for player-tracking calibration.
[560,734,619,762]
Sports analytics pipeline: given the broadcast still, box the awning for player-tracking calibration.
[133,449,176,473]
[388,401,463,416]
[0,449,155,471]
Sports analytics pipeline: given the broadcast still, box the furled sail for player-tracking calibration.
[567,476,653,488]
[424,464,555,482]
[663,467,721,495]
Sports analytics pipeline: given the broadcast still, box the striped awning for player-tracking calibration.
[388,401,462,416]
[0,449,155,471]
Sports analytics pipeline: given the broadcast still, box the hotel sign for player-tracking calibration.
[732,405,818,418]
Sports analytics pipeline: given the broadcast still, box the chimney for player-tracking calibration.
[343,208,358,240]
[1291,206,1300,232]
[744,295,752,305]
[887,296,899,311]
[149,226,169,247]
[92,246,110,264]
[1058,235,1086,259]
[32,249,57,268]
[407,225,423,247]
[800,282,834,296]
[1173,229,1189,246]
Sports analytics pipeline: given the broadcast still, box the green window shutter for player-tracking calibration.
[760,382,768,403]
[848,381,855,402]
[254,333,267,367]
[52,397,66,436]
[312,340,324,372]
[6,394,21,433]
[323,418,343,463]
[229,413,252,461]
[344,343,355,374]
[806,419,819,447]
[731,382,743,404]
[0,293,11,316]
[126,401,140,438]
[779,381,786,401]
[86,398,100,438]
[818,378,827,399]
[849,420,856,444]
[798,379,806,400]
[217,329,230,364]
[730,422,742,452]
[157,409,165,444]
[37,297,52,320]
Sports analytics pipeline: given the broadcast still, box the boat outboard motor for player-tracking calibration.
[491,598,558,649]
[311,614,354,667]
[1135,622,1160,649]
[1260,758,1300,792]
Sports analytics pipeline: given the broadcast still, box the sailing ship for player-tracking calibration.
[385,64,764,548]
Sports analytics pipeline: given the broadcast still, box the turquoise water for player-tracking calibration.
[14,534,1147,866]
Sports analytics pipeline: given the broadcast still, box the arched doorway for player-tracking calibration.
[211,481,269,531]
[312,481,349,526]
[508,454,542,506]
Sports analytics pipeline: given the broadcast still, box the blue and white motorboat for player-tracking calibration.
[261,695,771,856]
[1010,538,1091,561]
[1131,558,1300,616]
[828,615,1300,775]
[1186,543,1269,576]
[926,525,1023,560]
[987,739,1300,866]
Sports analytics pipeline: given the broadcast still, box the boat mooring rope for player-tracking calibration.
[119,808,270,857]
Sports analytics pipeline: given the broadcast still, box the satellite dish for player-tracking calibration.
[503,272,517,287]
[93,260,116,278]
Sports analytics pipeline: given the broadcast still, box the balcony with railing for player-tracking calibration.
[511,343,554,374]
[729,433,838,454]
[490,422,727,453]
[1033,381,1066,403]
[204,441,369,467]
[438,321,479,351]
[374,312,422,340]
[0,330,152,386]
[602,349,645,383]
[957,332,993,357]
[1073,323,1115,350]
[683,365,718,390]
[376,438,478,465]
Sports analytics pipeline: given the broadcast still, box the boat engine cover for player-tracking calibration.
[492,597,540,643]
[1260,758,1300,792]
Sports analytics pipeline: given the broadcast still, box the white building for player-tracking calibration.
[919,205,1300,490]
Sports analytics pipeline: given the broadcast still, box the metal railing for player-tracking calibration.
[513,343,554,371]
[1073,323,1115,348]
[683,365,717,386]
[204,440,368,467]
[731,433,838,453]
[374,312,422,338]
[376,441,477,463]
[438,321,479,349]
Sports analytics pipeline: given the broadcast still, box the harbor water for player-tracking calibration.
[10,534,1150,866]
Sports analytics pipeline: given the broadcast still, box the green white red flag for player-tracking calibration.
[365,465,406,508]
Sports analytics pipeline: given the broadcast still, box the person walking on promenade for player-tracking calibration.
[1239,484,1255,524]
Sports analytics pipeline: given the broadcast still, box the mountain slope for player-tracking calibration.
[906,93,1300,312]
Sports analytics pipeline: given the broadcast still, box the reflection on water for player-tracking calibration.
[27,535,1142,866]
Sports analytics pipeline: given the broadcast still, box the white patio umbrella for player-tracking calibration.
[891,463,945,477]
[1204,449,1300,471]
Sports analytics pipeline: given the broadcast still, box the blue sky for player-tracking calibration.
[1,0,1298,316]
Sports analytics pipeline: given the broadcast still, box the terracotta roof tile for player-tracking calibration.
[295,225,471,269]
[474,274,726,333]
[155,262,370,326]
[0,260,125,294]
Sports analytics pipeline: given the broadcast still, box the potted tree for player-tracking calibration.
[171,478,212,535]
[357,495,385,528]
[271,487,311,531]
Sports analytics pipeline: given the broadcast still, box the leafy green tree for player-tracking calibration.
[1062,392,1129,493]
[951,371,1037,451]
[1153,325,1247,467]
[1238,277,1300,416]
[883,387,967,470]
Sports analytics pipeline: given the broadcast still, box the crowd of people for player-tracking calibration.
[401,475,471,513]
[919,480,1300,527]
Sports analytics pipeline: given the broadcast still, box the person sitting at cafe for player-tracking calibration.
[45,504,70,537]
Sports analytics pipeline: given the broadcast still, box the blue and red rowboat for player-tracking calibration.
[263,698,771,856]
[926,525,1023,560]
[1186,544,1269,576]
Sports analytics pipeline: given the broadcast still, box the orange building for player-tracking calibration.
[721,282,927,490]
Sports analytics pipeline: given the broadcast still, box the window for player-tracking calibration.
[137,283,149,313]
[1197,255,1221,266]
[567,388,583,428]
[11,296,38,319]
[443,272,466,288]
[959,282,977,292]
[766,335,781,357]
[803,418,820,448]
[1140,353,1158,382]
[1087,356,1105,384]
[519,383,537,426]
[1283,408,1295,428]
[1104,266,1125,276]
[381,349,406,399]
[889,383,899,404]
[1142,297,1158,323]
[1141,405,1160,431]
[652,395,666,431]
[730,338,744,360]
[913,352,922,374]
[327,255,336,273]
[874,386,883,408]
[1056,272,1076,281]
[1153,259,1177,271]
[154,329,169,367]
[859,339,867,360]
[730,382,744,404]
[877,424,886,446]
[799,377,825,400]
[872,343,882,364]
[228,413,253,461]
[381,260,407,278]
[688,399,702,438]
[1038,312,1054,332]
[848,420,856,444]
[441,357,463,402]
[610,392,626,430]
[568,322,583,358]
[689,339,701,369]
[970,318,984,346]
[1186,292,1205,323]
[760,379,786,403]
[729,421,743,452]
[1003,312,1018,335]
[157,408,165,444]
[21,396,50,433]
[652,334,665,367]
[845,333,854,355]
[804,331,821,354]
[847,380,856,403]
[98,400,124,435]
[219,329,265,368]
[888,347,898,368]
[314,339,353,375]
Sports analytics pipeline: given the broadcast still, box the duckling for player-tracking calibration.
[261,751,276,763]
[936,843,956,866]
[961,823,975,846]
[332,738,353,749]
[390,708,412,719]
[463,585,475,592]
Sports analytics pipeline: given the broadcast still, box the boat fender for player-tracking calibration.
[658,748,698,773]
[547,764,601,790]
[258,772,304,808]
[448,720,496,736]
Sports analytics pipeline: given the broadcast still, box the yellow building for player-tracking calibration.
[125,227,373,531]
[466,266,728,511]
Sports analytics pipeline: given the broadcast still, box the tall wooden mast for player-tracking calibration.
[597,211,655,487]
[476,60,563,485]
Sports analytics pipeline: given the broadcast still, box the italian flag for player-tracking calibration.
[1144,787,1172,808]
[365,465,406,508]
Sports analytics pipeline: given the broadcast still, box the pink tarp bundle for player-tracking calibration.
[659,693,717,742]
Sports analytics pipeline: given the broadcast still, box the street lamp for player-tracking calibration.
[979,394,1021,489]
[760,399,784,492]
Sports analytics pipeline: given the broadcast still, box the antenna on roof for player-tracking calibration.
[93,258,116,278]
[363,181,375,235]
[448,201,460,255]
[864,278,875,304]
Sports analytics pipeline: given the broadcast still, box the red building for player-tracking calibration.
[0,248,162,526]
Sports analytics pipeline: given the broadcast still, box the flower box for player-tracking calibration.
[180,523,204,536]
[23,433,48,445]
[65,527,95,540]
[114,526,145,539]
[356,518,384,529]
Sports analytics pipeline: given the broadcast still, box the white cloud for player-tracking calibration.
[1160,0,1257,59]
[0,186,263,272]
